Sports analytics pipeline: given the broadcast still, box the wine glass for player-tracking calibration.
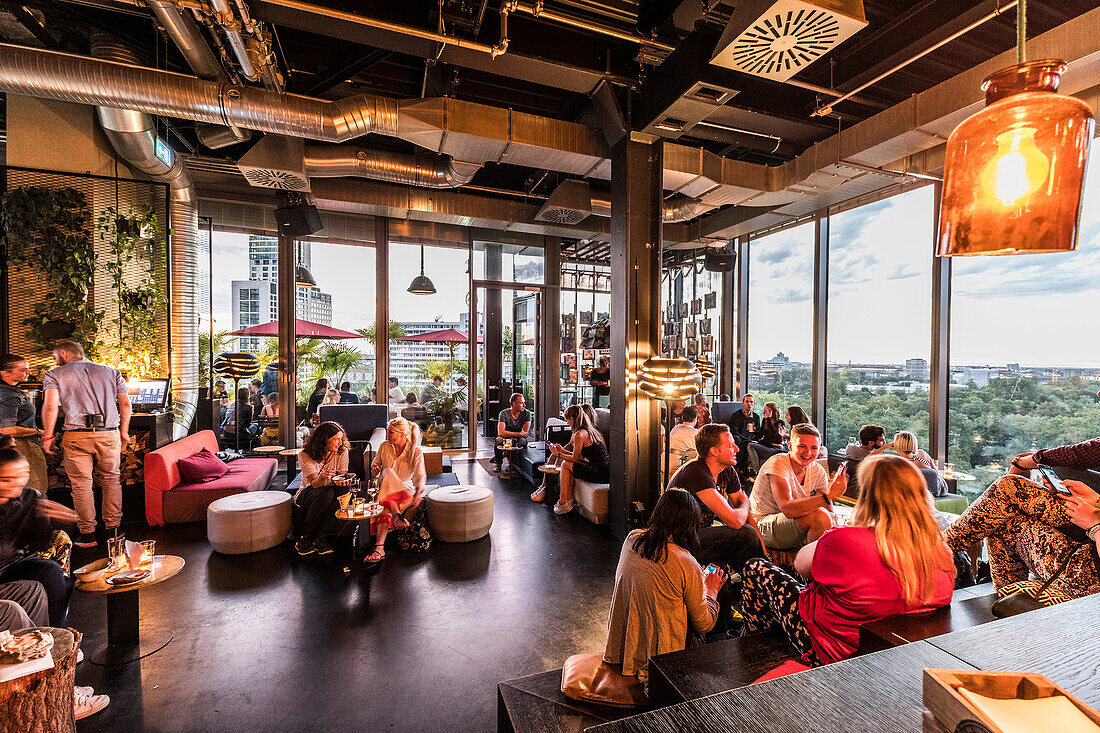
[365,476,382,516]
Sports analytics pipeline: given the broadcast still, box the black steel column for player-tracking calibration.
[375,217,389,404]
[277,220,297,449]
[609,133,662,539]
[811,214,829,432]
[542,237,562,423]
[719,264,736,398]
[485,243,503,416]
[735,237,750,399]
[929,182,950,466]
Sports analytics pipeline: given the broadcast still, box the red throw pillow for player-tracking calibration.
[177,448,230,483]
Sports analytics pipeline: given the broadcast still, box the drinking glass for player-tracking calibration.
[365,478,382,516]
[107,534,127,571]
[945,463,956,478]
[140,540,156,566]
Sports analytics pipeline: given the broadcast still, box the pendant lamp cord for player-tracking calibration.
[1016,0,1026,64]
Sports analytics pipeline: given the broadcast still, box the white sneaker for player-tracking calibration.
[553,499,574,515]
[77,649,84,664]
[530,486,545,502]
[74,687,110,720]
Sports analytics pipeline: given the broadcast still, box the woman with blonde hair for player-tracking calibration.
[367,416,426,562]
[544,403,608,515]
[892,430,934,468]
[323,388,341,406]
[739,455,954,665]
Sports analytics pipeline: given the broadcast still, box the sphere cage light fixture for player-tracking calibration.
[637,357,700,401]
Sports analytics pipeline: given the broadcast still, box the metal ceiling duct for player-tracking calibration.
[710,0,868,81]
[302,146,482,188]
[535,179,715,224]
[90,34,199,436]
[146,0,251,149]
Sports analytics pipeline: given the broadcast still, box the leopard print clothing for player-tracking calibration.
[740,557,819,666]
[945,474,1099,598]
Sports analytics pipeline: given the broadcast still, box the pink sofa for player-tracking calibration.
[144,430,278,526]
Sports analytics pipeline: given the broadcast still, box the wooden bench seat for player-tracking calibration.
[856,582,997,654]
[497,669,648,733]
[647,629,794,707]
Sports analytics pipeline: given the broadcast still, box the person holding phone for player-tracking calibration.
[603,489,725,684]
[945,436,1100,598]
[741,455,954,665]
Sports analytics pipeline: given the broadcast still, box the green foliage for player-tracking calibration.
[756,367,1100,499]
[0,186,103,357]
[310,343,364,385]
[98,203,166,376]
[356,320,406,343]
[198,330,233,387]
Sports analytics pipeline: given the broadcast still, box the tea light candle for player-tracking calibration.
[141,540,156,565]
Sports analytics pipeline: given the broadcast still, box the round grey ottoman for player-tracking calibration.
[207,491,293,554]
[426,485,494,543]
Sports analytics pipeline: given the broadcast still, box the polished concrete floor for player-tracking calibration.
[70,460,622,732]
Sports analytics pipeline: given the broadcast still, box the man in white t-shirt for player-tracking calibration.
[749,423,848,550]
[387,377,406,415]
[668,405,699,465]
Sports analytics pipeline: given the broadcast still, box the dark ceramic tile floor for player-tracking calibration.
[70,461,621,732]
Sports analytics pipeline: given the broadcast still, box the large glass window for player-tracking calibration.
[747,222,814,412]
[948,137,1100,493]
[560,263,611,407]
[388,242,473,448]
[659,256,725,398]
[825,187,934,454]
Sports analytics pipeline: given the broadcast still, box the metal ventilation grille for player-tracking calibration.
[537,207,590,225]
[238,167,311,191]
[711,0,867,82]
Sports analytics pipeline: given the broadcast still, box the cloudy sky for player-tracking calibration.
[212,140,1100,371]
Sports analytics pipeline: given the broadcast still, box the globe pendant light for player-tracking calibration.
[408,245,437,295]
[636,356,700,487]
[938,1,1094,256]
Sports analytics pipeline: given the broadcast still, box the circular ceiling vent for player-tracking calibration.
[710,0,868,82]
[239,168,311,191]
[537,207,589,225]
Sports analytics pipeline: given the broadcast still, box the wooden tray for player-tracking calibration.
[924,669,1100,733]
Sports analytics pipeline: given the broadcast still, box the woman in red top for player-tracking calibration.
[739,455,955,665]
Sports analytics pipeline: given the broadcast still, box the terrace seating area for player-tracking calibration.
[0,0,1099,731]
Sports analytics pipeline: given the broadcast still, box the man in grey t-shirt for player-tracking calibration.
[844,424,888,461]
[41,340,131,548]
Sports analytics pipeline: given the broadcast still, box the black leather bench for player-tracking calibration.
[856,582,997,653]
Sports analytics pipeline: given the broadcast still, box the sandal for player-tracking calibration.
[364,543,386,563]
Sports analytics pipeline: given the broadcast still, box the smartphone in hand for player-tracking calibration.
[703,564,720,575]
[1037,464,1072,496]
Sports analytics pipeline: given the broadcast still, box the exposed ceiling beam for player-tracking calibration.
[293,47,393,96]
[4,3,67,51]
[252,0,636,93]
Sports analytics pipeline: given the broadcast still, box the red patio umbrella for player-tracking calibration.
[228,318,361,339]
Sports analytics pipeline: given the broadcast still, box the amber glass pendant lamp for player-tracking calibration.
[938,0,1094,256]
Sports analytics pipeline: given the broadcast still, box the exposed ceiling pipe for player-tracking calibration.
[209,0,258,79]
[257,0,508,57]
[302,146,482,188]
[145,0,252,148]
[813,0,1018,116]
[146,0,224,81]
[588,190,714,223]
[89,34,199,435]
[509,1,673,52]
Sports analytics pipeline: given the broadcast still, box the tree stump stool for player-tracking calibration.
[0,627,80,733]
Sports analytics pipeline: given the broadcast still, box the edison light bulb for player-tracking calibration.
[982,127,1050,206]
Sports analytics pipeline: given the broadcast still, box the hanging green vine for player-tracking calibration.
[97,202,167,377]
[0,186,104,357]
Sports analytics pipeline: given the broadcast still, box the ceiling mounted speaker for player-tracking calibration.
[704,246,736,272]
[274,203,323,237]
[710,0,867,82]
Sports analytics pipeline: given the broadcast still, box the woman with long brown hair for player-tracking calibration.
[294,421,351,557]
[547,403,608,515]
[739,455,955,665]
[603,489,725,683]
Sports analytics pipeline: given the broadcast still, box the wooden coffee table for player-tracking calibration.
[75,554,185,666]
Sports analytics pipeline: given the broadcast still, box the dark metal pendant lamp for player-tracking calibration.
[408,245,437,294]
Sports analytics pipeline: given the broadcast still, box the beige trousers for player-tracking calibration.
[62,430,122,534]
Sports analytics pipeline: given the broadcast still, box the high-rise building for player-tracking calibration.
[231,236,333,352]
[905,358,929,380]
